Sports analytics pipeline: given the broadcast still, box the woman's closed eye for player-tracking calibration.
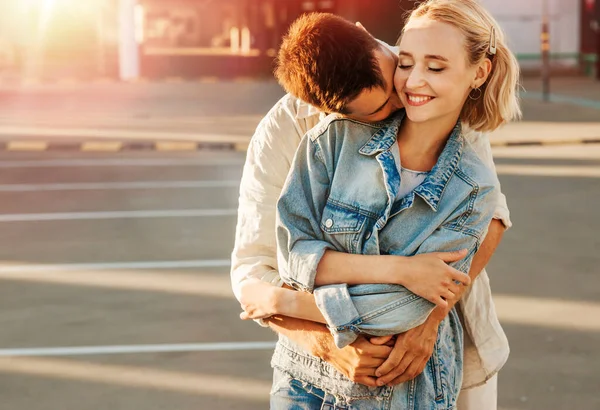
[428,67,445,73]
[398,64,445,73]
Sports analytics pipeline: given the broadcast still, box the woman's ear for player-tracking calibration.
[473,58,493,89]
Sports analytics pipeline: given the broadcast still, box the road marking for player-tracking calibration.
[6,141,48,151]
[0,180,239,192]
[81,141,124,152]
[0,157,244,168]
[493,144,600,160]
[495,294,600,332]
[0,357,271,401]
[496,164,600,178]
[0,209,237,222]
[155,141,198,151]
[0,260,231,272]
[0,342,276,357]
[522,91,600,110]
[0,263,233,296]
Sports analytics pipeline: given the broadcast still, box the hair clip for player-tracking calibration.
[488,26,497,56]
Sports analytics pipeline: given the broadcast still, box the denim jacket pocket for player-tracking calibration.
[320,202,367,253]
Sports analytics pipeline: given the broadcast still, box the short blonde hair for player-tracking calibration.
[403,0,521,132]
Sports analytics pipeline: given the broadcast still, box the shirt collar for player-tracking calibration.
[295,100,324,120]
[359,109,464,212]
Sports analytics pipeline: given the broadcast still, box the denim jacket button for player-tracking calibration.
[325,218,334,228]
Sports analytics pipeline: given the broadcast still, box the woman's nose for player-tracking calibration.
[405,69,426,90]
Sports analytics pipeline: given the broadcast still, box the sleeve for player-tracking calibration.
[276,133,336,293]
[314,183,499,348]
[230,98,307,303]
[464,130,512,229]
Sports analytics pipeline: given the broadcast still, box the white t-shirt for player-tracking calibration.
[390,142,429,200]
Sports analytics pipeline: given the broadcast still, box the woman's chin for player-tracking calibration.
[404,110,433,123]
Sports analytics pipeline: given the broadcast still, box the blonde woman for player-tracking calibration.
[241,1,520,408]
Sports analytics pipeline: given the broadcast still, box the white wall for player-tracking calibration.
[481,0,580,67]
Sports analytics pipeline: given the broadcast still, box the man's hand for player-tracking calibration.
[373,316,442,386]
[318,335,394,387]
[238,279,280,320]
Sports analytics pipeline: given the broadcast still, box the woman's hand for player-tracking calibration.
[238,279,281,320]
[394,249,471,308]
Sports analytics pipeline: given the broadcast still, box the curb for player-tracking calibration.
[490,138,600,147]
[0,140,250,153]
[1,138,599,153]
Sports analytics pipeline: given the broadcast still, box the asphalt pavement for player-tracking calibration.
[0,144,598,410]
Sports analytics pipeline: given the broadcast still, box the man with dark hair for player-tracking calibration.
[231,12,510,409]
[275,13,394,118]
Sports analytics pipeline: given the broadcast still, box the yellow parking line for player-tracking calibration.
[155,142,198,151]
[81,142,124,152]
[6,141,48,151]
[234,142,249,152]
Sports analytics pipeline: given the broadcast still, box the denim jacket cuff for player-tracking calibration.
[314,284,361,348]
[286,241,333,292]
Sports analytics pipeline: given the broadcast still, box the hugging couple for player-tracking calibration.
[231,0,520,408]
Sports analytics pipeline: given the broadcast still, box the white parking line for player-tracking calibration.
[0,209,237,222]
[0,180,239,192]
[0,158,244,168]
[0,260,231,272]
[0,342,277,357]
[496,164,600,178]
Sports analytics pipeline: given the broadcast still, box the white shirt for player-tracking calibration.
[231,93,510,389]
[390,141,428,200]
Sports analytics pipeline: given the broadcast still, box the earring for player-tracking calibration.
[469,87,482,100]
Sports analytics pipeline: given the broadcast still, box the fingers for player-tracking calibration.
[354,340,393,359]
[376,352,416,386]
[432,296,448,309]
[449,269,471,286]
[354,375,379,388]
[374,343,406,378]
[437,249,468,263]
[369,335,395,345]
[447,282,462,295]
[440,289,456,302]
[239,311,250,320]
[357,356,386,370]
[388,357,428,385]
[355,21,367,31]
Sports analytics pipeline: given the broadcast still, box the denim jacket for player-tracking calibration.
[230,92,510,391]
[273,109,499,408]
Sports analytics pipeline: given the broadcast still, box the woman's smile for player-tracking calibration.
[405,92,435,106]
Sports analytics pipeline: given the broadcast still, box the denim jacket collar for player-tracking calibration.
[359,110,464,212]
[358,110,405,156]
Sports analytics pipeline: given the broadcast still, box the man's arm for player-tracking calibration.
[374,218,505,386]
[264,315,393,387]
[231,96,397,383]
[373,133,510,386]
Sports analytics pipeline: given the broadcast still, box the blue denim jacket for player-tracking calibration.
[273,110,499,408]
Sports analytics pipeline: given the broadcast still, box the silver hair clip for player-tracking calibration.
[488,26,497,56]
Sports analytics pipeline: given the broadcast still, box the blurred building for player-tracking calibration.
[135,0,411,79]
[0,0,597,81]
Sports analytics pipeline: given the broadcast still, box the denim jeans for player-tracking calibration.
[270,368,390,410]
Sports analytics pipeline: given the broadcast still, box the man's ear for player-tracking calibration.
[473,58,493,88]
